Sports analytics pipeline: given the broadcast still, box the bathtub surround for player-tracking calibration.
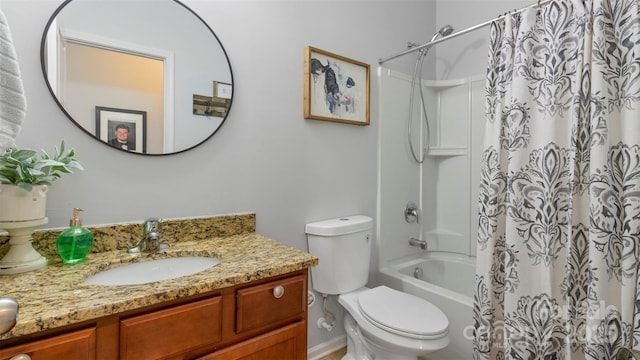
[375,2,534,359]
[475,1,640,358]
[376,68,485,360]
[377,69,486,262]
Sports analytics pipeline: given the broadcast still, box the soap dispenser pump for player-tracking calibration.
[56,208,94,264]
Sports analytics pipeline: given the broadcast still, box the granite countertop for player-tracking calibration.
[0,233,318,341]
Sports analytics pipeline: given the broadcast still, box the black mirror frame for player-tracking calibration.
[40,0,234,156]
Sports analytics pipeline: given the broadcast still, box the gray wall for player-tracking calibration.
[1,0,433,351]
[435,0,531,79]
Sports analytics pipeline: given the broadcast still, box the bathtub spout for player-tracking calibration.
[409,237,427,250]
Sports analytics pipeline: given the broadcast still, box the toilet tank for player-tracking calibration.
[305,215,373,295]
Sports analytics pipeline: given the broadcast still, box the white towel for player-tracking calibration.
[0,8,26,152]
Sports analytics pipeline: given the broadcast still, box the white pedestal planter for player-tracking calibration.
[0,218,48,274]
[0,184,48,222]
[0,184,49,274]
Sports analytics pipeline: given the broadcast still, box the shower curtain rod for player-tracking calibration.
[378,0,552,64]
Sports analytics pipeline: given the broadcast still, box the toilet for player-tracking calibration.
[306,215,449,360]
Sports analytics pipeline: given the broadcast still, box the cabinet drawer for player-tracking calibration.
[236,275,305,333]
[120,296,222,359]
[0,327,96,360]
[201,321,306,360]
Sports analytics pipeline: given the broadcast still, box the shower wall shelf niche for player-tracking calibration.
[423,75,484,157]
[421,74,485,255]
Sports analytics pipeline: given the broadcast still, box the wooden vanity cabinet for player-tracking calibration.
[0,269,308,360]
[202,273,308,360]
[236,274,306,334]
[0,327,96,360]
[119,296,223,359]
[201,321,306,360]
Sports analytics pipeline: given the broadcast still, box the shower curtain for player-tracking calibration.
[474,0,640,359]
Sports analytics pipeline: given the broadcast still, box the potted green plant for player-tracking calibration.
[0,141,83,222]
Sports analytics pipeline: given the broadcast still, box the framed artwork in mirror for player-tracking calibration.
[214,81,232,99]
[96,106,147,154]
[192,81,232,118]
[304,46,370,126]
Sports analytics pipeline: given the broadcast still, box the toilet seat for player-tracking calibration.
[338,287,450,356]
[357,286,448,340]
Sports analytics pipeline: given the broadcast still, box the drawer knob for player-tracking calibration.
[273,285,285,299]
[10,355,31,360]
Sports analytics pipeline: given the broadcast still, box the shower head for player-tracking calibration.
[411,24,455,57]
[430,25,454,42]
[416,25,453,59]
[440,25,455,36]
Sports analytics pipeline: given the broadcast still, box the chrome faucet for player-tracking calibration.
[128,217,169,253]
[409,237,427,250]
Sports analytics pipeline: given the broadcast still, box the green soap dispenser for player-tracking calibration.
[56,208,94,264]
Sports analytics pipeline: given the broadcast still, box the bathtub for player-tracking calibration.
[377,252,475,360]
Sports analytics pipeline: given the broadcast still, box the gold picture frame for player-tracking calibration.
[304,46,370,125]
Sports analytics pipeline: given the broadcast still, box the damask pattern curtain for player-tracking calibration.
[474,0,640,359]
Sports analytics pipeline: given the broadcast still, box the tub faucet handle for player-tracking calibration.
[405,202,420,224]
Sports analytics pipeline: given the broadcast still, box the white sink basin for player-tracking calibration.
[85,256,220,286]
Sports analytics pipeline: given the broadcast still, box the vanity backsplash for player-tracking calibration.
[0,213,256,260]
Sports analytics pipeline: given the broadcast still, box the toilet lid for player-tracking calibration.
[357,286,448,339]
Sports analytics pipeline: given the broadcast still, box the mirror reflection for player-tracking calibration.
[41,0,233,155]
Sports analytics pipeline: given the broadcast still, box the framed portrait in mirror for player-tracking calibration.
[96,106,147,154]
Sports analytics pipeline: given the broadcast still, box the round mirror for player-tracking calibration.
[41,0,233,155]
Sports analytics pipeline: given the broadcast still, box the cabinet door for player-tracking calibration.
[120,296,222,360]
[199,321,306,360]
[0,327,96,360]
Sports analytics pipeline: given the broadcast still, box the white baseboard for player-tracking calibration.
[307,335,346,360]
